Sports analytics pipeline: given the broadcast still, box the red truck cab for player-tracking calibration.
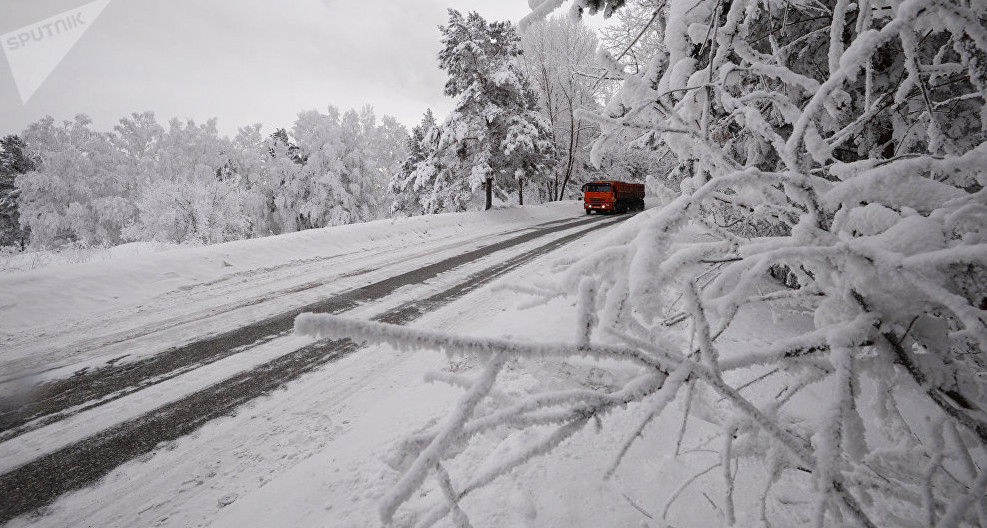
[581,180,645,214]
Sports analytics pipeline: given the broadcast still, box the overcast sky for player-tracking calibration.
[0,0,564,138]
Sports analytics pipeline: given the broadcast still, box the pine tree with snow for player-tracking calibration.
[402,110,438,176]
[403,10,556,213]
[251,127,304,235]
[268,128,303,163]
[390,109,439,216]
[0,135,35,249]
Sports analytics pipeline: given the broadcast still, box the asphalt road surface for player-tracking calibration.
[0,213,629,522]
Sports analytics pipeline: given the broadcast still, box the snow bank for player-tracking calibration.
[0,203,578,336]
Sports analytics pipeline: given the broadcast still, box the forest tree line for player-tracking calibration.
[1,107,405,250]
[0,11,667,252]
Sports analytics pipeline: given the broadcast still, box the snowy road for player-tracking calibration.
[0,205,630,524]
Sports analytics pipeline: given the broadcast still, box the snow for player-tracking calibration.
[213,275,719,528]
[4,0,986,522]
[0,241,182,273]
[0,202,583,380]
[0,199,736,528]
[4,188,978,527]
[823,163,967,213]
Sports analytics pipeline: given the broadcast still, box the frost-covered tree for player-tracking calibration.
[226,124,280,237]
[401,10,556,213]
[355,106,408,219]
[298,0,987,526]
[123,178,251,244]
[368,114,410,217]
[152,117,230,184]
[277,106,404,230]
[11,106,404,248]
[110,111,165,181]
[121,117,252,244]
[391,109,440,216]
[249,128,304,235]
[519,15,605,200]
[17,115,133,248]
[596,0,666,75]
[0,135,35,249]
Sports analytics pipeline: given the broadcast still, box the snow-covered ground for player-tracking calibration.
[0,201,689,526]
[0,202,587,381]
[0,199,818,527]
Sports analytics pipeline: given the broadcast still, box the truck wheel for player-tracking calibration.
[585,209,591,215]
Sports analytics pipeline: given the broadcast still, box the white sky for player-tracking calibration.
[0,0,574,138]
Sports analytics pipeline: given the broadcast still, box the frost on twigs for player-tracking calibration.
[293,312,670,524]
[305,0,986,523]
[538,0,987,523]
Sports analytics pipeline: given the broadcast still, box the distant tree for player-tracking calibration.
[248,127,303,235]
[0,135,35,175]
[109,111,165,207]
[273,106,405,231]
[354,105,409,219]
[268,127,303,164]
[0,135,35,249]
[121,117,251,244]
[12,106,404,249]
[110,112,164,173]
[18,115,132,248]
[519,15,604,200]
[225,123,277,236]
[402,10,556,213]
[123,177,252,244]
[391,110,445,215]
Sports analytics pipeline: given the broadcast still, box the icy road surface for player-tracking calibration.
[0,202,633,525]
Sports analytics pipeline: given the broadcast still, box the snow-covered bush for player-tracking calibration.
[298,0,987,525]
[122,176,252,244]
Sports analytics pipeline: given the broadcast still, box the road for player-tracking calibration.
[0,211,629,524]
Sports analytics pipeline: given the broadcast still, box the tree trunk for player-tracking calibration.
[518,177,524,206]
[485,177,493,210]
[559,124,581,199]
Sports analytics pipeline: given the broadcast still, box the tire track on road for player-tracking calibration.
[0,216,598,441]
[1,217,578,386]
[0,214,627,523]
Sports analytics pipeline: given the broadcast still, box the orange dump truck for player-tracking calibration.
[581,180,645,214]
